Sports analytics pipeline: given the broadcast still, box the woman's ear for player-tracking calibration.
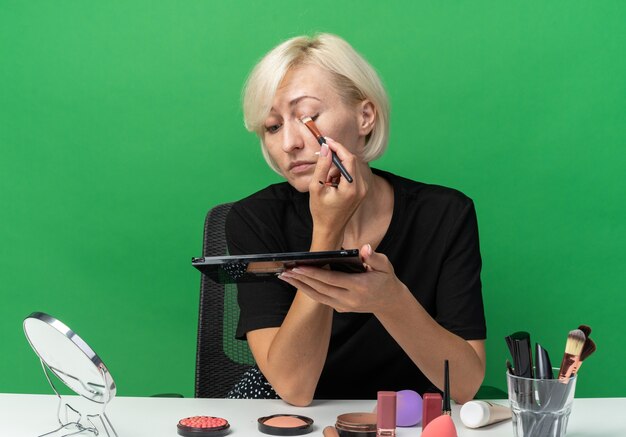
[357,100,376,136]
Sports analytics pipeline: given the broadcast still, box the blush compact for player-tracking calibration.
[257,414,314,436]
[177,416,230,436]
[335,412,377,437]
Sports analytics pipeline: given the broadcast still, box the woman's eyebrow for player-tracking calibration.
[289,95,321,107]
[269,95,321,114]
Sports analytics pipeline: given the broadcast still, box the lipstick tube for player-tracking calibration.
[376,391,396,437]
[422,393,443,430]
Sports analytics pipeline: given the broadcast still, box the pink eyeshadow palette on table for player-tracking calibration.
[177,416,230,436]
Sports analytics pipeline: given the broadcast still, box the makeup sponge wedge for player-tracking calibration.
[421,415,458,437]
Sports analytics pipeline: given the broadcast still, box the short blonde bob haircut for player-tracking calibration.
[242,33,390,175]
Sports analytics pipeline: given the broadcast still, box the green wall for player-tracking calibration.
[1,1,624,399]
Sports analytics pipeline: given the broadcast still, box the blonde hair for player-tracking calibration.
[242,33,390,174]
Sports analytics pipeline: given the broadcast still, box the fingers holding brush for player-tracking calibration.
[301,116,353,183]
[324,137,357,183]
[310,143,333,189]
[308,139,367,240]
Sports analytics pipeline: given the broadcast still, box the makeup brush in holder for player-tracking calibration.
[558,329,586,380]
[505,325,597,437]
[570,326,596,375]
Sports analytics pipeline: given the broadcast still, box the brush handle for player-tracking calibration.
[303,117,354,183]
[443,359,451,413]
[314,134,353,183]
[330,150,353,183]
[558,353,577,380]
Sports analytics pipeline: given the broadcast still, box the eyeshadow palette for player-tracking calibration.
[177,416,230,436]
[258,414,314,436]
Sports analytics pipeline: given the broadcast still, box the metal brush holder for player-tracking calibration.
[23,312,118,437]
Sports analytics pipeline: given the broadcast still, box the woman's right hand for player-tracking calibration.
[308,138,367,247]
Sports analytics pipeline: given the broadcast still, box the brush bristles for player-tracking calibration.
[580,338,597,361]
[578,324,592,338]
[506,359,513,372]
[300,116,312,123]
[565,329,586,356]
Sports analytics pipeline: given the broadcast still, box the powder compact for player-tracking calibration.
[177,416,230,436]
[258,414,314,436]
[335,412,377,437]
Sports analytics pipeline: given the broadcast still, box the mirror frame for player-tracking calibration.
[23,311,116,404]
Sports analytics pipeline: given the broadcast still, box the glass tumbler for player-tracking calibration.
[506,369,577,437]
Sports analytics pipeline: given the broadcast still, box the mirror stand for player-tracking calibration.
[39,359,118,437]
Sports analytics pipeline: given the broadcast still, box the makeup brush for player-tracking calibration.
[443,359,451,416]
[570,324,594,374]
[571,338,597,375]
[422,362,457,437]
[557,329,586,380]
[506,359,515,375]
[580,337,596,361]
[578,324,592,338]
[300,116,353,183]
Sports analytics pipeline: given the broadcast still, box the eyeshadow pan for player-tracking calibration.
[264,416,309,427]
[177,416,230,436]
[258,414,314,436]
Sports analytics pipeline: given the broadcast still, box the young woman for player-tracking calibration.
[226,33,486,406]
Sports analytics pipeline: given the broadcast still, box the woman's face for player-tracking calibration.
[262,64,366,192]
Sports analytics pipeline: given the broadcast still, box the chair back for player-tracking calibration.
[194,202,255,398]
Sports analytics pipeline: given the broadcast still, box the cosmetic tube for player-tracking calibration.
[535,343,554,379]
[421,393,442,430]
[376,391,396,437]
[459,401,512,429]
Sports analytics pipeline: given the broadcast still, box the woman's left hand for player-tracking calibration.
[278,244,408,314]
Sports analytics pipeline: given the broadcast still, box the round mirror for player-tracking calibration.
[23,312,116,404]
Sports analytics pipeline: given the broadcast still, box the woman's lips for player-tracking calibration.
[289,162,315,174]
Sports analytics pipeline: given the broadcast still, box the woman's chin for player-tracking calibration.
[286,176,312,193]
[293,182,312,193]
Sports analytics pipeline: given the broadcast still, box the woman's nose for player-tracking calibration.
[281,121,306,153]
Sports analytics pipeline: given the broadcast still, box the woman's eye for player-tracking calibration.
[265,124,281,134]
[301,113,319,121]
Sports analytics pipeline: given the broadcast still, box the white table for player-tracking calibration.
[0,394,624,436]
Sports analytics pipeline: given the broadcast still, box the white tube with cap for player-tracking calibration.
[459,401,512,429]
